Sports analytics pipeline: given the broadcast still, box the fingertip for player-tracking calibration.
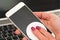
[31,27,35,31]
[22,37,27,40]
[36,26,41,30]
[14,29,21,35]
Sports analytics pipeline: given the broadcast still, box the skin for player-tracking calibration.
[14,29,27,40]
[34,12,60,40]
[31,26,56,40]
[15,12,60,40]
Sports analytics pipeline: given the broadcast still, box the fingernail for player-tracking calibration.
[31,27,35,31]
[36,26,41,30]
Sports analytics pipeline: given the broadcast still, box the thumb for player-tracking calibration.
[33,12,51,20]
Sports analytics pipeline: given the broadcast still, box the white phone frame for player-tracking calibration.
[6,2,30,40]
[6,2,25,17]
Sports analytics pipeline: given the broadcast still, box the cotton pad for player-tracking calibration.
[26,22,47,40]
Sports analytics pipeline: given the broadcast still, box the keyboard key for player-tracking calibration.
[8,30,12,34]
[0,38,6,40]
[2,31,7,34]
[8,25,13,29]
[13,36,18,40]
[3,26,7,28]
[12,26,17,31]
[0,31,2,34]
[3,28,8,31]
[0,35,2,38]
[0,27,2,31]
[7,37,12,40]
[2,34,7,37]
[8,33,13,37]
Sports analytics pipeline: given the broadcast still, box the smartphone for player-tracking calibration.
[6,2,47,40]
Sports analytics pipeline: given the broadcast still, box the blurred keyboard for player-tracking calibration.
[0,25,24,40]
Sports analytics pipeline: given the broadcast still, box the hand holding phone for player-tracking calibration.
[6,2,47,40]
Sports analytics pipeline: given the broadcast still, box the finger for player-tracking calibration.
[31,27,48,40]
[22,37,27,40]
[14,29,21,35]
[36,26,56,40]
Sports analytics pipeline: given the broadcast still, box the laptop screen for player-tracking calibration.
[0,0,60,18]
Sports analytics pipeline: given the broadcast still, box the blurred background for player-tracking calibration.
[0,0,60,18]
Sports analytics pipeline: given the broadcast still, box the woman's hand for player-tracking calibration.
[33,12,60,40]
[14,12,60,40]
[31,26,56,40]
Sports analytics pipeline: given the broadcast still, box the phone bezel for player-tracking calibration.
[6,2,25,17]
[6,2,30,40]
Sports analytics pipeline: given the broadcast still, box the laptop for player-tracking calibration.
[0,18,25,40]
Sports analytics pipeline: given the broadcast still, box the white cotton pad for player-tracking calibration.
[26,22,47,40]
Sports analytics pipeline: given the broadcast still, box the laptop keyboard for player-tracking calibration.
[0,25,24,40]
